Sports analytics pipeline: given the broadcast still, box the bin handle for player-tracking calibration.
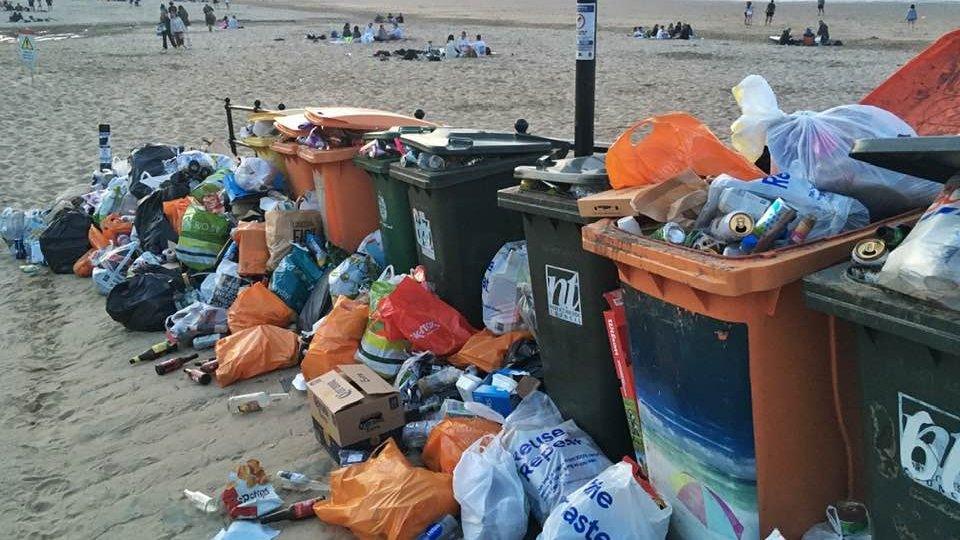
[446,136,474,150]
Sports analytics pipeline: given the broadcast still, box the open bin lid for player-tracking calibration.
[362,126,435,142]
[803,262,960,352]
[399,128,562,157]
[849,136,960,183]
[304,107,435,131]
[274,113,313,139]
[514,154,608,185]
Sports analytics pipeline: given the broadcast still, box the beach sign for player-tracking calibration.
[576,1,596,61]
[17,30,37,77]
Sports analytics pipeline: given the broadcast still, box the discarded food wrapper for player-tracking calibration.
[221,459,283,519]
[211,520,280,540]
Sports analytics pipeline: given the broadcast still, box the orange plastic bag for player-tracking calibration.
[607,112,764,189]
[449,329,533,373]
[227,282,294,333]
[233,221,269,277]
[215,324,299,387]
[301,296,369,381]
[73,248,97,277]
[88,226,108,250]
[422,417,502,474]
[89,214,135,249]
[163,197,192,234]
[313,439,459,540]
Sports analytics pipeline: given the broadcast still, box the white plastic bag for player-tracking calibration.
[877,180,960,310]
[234,157,277,192]
[164,150,217,174]
[199,259,244,308]
[731,75,942,218]
[502,392,612,522]
[730,74,784,163]
[697,172,870,241]
[454,434,528,540]
[482,241,530,335]
[165,301,228,343]
[539,461,671,540]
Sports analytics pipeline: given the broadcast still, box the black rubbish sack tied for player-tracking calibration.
[39,209,92,274]
[106,273,181,331]
[134,190,178,254]
[129,144,181,200]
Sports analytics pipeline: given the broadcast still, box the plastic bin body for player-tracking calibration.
[270,141,316,200]
[804,263,960,540]
[581,211,919,539]
[498,186,633,460]
[390,159,531,327]
[300,146,379,253]
[354,156,418,273]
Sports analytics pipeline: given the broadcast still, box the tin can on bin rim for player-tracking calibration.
[851,238,888,268]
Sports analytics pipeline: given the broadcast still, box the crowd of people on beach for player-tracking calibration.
[158,0,238,50]
[440,31,488,57]
[4,0,51,21]
[632,22,695,40]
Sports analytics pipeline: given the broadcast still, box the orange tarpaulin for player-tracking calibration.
[862,29,960,135]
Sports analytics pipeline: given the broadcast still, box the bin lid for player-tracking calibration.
[274,113,313,139]
[304,107,436,131]
[849,136,960,183]
[362,126,435,142]
[390,152,545,190]
[514,154,608,185]
[803,262,960,352]
[498,185,594,224]
[399,128,561,157]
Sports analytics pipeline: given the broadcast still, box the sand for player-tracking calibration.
[0,0,956,538]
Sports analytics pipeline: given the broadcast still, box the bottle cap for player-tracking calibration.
[740,235,758,252]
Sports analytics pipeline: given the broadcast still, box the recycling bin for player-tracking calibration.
[581,209,921,539]
[270,141,316,200]
[497,154,633,460]
[390,128,564,327]
[354,127,435,273]
[803,263,960,540]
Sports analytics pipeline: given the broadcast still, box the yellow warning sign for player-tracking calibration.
[17,32,37,71]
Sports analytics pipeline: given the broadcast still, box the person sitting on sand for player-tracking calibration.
[352,25,361,39]
[227,13,238,28]
[342,22,351,37]
[679,23,693,39]
[472,34,487,55]
[444,34,459,57]
[905,4,917,27]
[778,27,792,45]
[390,22,403,39]
[744,1,754,25]
[656,25,670,39]
[375,24,388,41]
[456,30,469,51]
[361,22,375,43]
[374,13,384,23]
[387,12,394,23]
[396,12,404,23]
[816,19,829,44]
[667,23,676,37]
[802,26,815,45]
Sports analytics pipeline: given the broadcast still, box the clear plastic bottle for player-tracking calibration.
[418,514,461,540]
[402,420,441,449]
[275,470,329,492]
[183,489,218,513]
[227,392,288,414]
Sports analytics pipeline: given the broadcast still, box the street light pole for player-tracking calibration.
[575,0,597,157]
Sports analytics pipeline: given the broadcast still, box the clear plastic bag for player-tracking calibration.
[164,301,228,343]
[482,241,530,335]
[454,435,528,540]
[731,75,942,218]
[877,180,960,311]
[539,461,672,540]
[730,75,784,163]
[235,157,277,192]
[696,172,870,241]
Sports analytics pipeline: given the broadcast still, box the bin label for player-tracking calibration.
[377,193,388,224]
[412,208,435,260]
[576,2,596,61]
[545,265,582,325]
[899,392,960,504]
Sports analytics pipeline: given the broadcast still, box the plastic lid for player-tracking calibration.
[514,154,608,185]
[399,128,561,157]
[362,126,436,142]
[850,136,960,183]
[740,235,758,252]
[304,107,436,131]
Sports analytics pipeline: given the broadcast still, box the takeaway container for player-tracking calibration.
[390,128,566,327]
[581,208,921,539]
[803,135,960,540]
[497,154,633,460]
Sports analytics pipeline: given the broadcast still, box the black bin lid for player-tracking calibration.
[849,136,960,183]
[399,128,562,157]
[362,125,435,142]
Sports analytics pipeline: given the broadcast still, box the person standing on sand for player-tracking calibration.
[818,0,825,16]
[169,6,186,47]
[905,4,917,27]
[744,1,754,25]
[177,4,189,26]
[203,3,214,31]
[764,0,776,25]
[160,7,174,49]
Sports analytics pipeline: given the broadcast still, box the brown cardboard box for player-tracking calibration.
[307,364,404,448]
[577,187,646,218]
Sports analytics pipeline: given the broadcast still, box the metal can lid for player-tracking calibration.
[727,212,755,236]
[854,238,886,261]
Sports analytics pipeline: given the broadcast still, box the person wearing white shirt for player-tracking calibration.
[227,14,238,29]
[444,34,459,58]
[472,34,487,56]
[361,22,375,43]
[656,26,669,39]
[455,30,469,53]
[389,22,403,40]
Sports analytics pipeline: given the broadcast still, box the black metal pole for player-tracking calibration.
[575,0,597,157]
[224,97,237,157]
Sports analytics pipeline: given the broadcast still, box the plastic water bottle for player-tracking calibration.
[417,514,461,540]
[275,470,328,492]
[183,489,218,513]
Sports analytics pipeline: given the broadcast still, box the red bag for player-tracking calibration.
[376,277,476,356]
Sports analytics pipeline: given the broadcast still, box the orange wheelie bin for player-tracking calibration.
[270,112,316,200]
[581,209,921,539]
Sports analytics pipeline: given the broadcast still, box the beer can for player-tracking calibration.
[651,222,686,245]
[852,239,888,268]
[710,212,754,242]
[789,215,817,244]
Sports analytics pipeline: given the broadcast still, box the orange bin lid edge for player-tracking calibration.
[304,107,436,130]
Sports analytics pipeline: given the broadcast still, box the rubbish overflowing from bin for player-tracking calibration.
[3,56,958,539]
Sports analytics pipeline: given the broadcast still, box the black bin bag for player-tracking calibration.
[106,273,180,331]
[39,209,92,274]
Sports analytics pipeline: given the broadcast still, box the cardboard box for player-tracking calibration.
[307,364,405,448]
[471,368,540,417]
[577,187,646,218]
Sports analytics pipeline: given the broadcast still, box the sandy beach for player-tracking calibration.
[1,0,957,538]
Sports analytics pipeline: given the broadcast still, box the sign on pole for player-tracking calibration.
[576,1,596,61]
[17,30,37,80]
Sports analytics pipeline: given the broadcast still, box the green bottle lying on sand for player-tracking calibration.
[130,339,178,364]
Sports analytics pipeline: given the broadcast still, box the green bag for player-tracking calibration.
[175,204,230,271]
[355,266,410,379]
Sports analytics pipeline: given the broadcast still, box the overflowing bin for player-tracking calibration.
[802,136,960,540]
[497,154,633,460]
[390,128,565,326]
[270,112,315,200]
[354,127,434,272]
[581,211,920,539]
